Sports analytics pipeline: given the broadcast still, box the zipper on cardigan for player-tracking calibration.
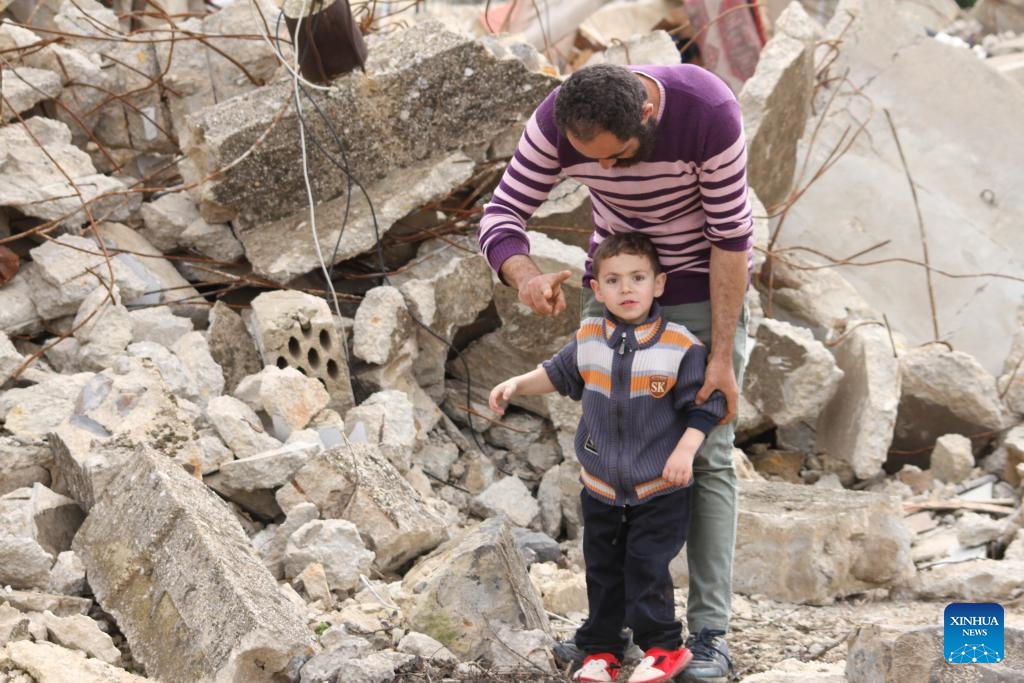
[617,332,627,355]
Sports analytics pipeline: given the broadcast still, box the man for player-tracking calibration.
[477,63,751,683]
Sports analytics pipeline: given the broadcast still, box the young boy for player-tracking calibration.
[489,233,727,683]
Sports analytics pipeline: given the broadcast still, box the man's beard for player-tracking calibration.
[614,117,659,168]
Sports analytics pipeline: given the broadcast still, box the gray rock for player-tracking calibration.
[73,446,312,682]
[283,519,375,595]
[895,345,1004,455]
[72,284,132,371]
[234,366,330,437]
[219,443,320,491]
[139,192,201,253]
[206,301,263,393]
[344,390,419,473]
[127,306,193,347]
[299,648,397,683]
[399,517,550,662]
[0,331,24,387]
[0,372,94,439]
[930,433,976,484]
[36,611,120,665]
[471,476,540,528]
[0,66,62,121]
[908,559,1024,602]
[4,640,146,683]
[278,443,447,573]
[46,551,86,596]
[0,589,91,617]
[0,436,51,496]
[396,631,458,665]
[170,331,225,408]
[0,269,42,336]
[590,30,680,67]
[179,218,243,262]
[997,301,1024,417]
[353,286,412,366]
[206,394,282,457]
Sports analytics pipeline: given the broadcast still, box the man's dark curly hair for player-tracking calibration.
[554,64,647,142]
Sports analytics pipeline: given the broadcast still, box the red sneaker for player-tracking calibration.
[627,647,693,682]
[573,652,622,682]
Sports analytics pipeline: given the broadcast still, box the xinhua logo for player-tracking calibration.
[944,603,1004,664]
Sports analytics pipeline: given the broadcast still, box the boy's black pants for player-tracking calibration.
[574,487,692,659]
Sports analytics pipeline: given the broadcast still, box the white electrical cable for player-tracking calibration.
[291,0,350,366]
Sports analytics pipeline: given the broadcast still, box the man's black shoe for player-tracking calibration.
[553,639,586,669]
[681,628,732,682]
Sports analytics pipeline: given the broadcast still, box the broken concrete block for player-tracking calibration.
[740,1,819,210]
[353,286,412,366]
[471,476,540,528]
[0,602,30,646]
[724,481,914,604]
[26,235,149,321]
[37,611,120,665]
[396,631,458,666]
[847,624,1024,682]
[179,218,243,262]
[248,289,354,414]
[0,372,94,439]
[450,231,586,418]
[909,559,1023,603]
[1,66,62,122]
[779,0,1024,375]
[4,640,146,683]
[1003,424,1024,487]
[170,331,224,408]
[0,536,53,589]
[0,436,52,496]
[298,648,398,683]
[0,331,23,386]
[73,446,312,682]
[233,366,330,438]
[126,342,199,403]
[93,222,207,326]
[400,517,550,662]
[745,318,844,428]
[127,306,193,348]
[894,345,1005,455]
[139,193,202,253]
[527,178,594,251]
[529,562,588,616]
[344,390,419,473]
[219,443,319,492]
[0,269,42,336]
[536,464,564,540]
[72,284,133,371]
[181,20,557,230]
[587,30,682,66]
[283,519,375,595]
[997,301,1024,417]
[930,433,975,484]
[0,117,128,228]
[153,0,284,144]
[0,484,83,562]
[0,589,90,617]
[207,301,262,393]
[817,323,901,480]
[206,394,282,457]
[46,550,86,596]
[252,502,319,580]
[278,443,448,573]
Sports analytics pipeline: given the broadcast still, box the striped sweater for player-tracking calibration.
[542,304,726,506]
[478,64,753,304]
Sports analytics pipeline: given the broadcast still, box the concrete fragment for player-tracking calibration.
[0,436,52,496]
[344,390,419,473]
[181,21,557,230]
[0,603,30,646]
[0,589,91,617]
[206,301,262,393]
[252,502,319,580]
[400,517,550,662]
[780,0,1024,374]
[909,559,1024,602]
[691,481,914,604]
[895,345,1004,455]
[248,289,354,413]
[37,611,120,665]
[0,269,42,336]
[180,218,243,262]
[353,286,411,366]
[299,648,397,683]
[471,476,540,528]
[847,624,1024,682]
[1,66,61,122]
[1003,424,1024,486]
[127,306,193,347]
[234,366,329,437]
[279,444,448,573]
[139,192,202,253]
[72,284,132,371]
[817,323,901,479]
[73,446,312,682]
[0,118,128,228]
[93,222,207,326]
[126,341,198,401]
[587,30,682,66]
[292,561,332,606]
[997,301,1024,416]
[46,550,86,596]
[170,331,224,408]
[745,318,844,428]
[4,640,146,683]
[219,443,319,491]
[397,631,458,665]
[283,519,375,595]
[206,394,282,457]
[930,433,976,484]
[529,562,588,616]
[527,178,593,250]
[0,536,52,589]
[0,372,94,439]
[0,332,24,387]
[739,1,819,209]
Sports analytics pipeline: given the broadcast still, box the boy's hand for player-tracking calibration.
[489,380,518,415]
[662,449,695,486]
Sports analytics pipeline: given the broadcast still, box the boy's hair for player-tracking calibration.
[554,64,647,143]
[592,233,662,276]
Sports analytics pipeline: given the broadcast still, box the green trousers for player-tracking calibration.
[581,291,748,633]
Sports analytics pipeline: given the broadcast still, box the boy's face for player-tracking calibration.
[590,252,666,324]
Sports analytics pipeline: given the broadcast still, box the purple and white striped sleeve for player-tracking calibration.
[477,93,564,276]
[698,100,753,252]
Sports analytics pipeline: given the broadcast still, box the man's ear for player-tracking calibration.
[641,101,655,124]
[590,277,604,302]
[654,272,666,298]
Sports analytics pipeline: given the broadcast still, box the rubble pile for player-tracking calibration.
[1,0,1022,681]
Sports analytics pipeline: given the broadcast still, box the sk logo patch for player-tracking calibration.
[649,375,669,398]
[944,603,1003,664]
